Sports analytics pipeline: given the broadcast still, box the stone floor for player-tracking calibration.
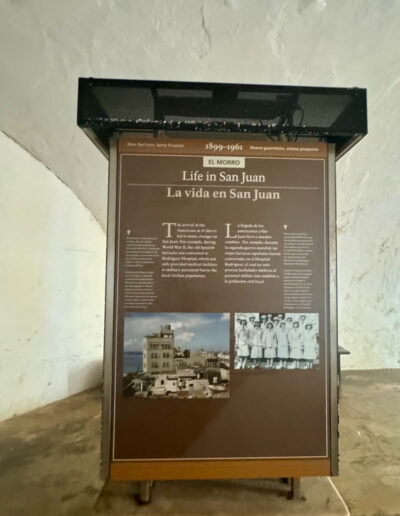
[334,370,400,516]
[0,370,399,515]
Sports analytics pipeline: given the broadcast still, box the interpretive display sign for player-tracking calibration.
[111,135,331,464]
[77,78,368,483]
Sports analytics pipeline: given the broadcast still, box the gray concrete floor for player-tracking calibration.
[334,370,400,516]
[0,370,399,515]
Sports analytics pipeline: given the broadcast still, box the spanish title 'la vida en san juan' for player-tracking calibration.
[167,187,280,201]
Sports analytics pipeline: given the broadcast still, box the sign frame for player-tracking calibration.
[101,134,338,480]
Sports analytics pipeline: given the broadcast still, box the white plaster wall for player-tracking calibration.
[0,0,399,372]
[0,132,106,421]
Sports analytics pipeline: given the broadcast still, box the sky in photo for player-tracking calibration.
[124,313,230,353]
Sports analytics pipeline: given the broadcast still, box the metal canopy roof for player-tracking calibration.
[77,78,367,160]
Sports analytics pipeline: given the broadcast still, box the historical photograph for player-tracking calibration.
[234,313,319,370]
[123,313,230,398]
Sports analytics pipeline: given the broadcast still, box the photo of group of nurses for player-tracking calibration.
[234,313,319,370]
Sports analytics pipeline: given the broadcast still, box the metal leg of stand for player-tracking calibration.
[287,477,301,500]
[137,480,153,504]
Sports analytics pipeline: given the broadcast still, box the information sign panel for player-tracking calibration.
[105,135,336,478]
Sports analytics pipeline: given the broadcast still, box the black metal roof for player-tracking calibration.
[77,78,367,160]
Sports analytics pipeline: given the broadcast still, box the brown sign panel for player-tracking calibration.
[112,136,330,462]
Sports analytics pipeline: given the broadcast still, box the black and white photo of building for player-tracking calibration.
[234,312,319,370]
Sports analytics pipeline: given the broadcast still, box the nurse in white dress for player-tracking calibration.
[262,322,277,368]
[299,314,307,328]
[276,321,289,369]
[285,316,294,329]
[248,316,257,339]
[250,321,263,366]
[236,319,250,369]
[288,321,303,368]
[303,323,319,368]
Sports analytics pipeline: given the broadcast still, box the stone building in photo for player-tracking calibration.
[142,324,175,374]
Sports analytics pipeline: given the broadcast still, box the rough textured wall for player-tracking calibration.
[0,0,399,370]
[0,132,105,421]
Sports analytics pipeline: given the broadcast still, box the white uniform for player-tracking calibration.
[250,327,263,359]
[298,319,307,341]
[288,328,303,360]
[236,327,250,357]
[303,330,318,360]
[276,328,289,359]
[263,329,277,359]
[248,322,257,339]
